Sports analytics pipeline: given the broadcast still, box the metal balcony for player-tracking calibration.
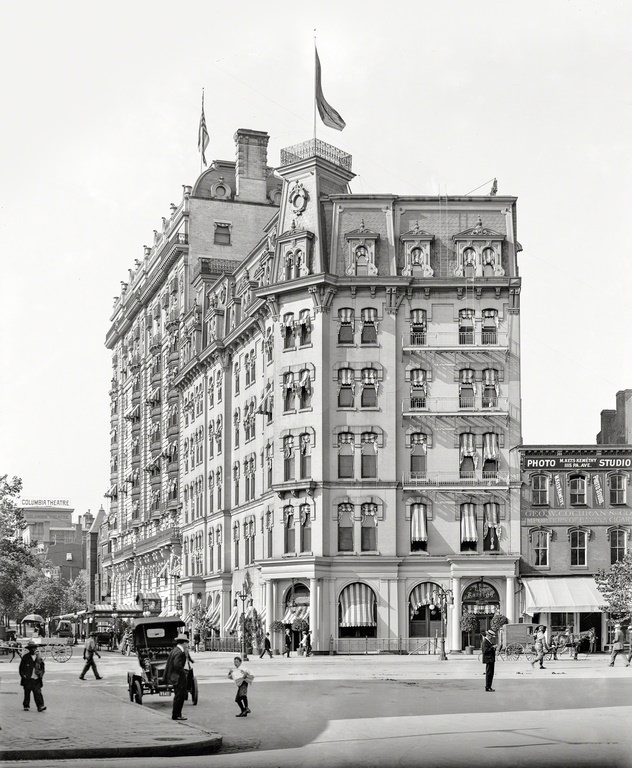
[402,331,508,352]
[402,396,510,416]
[401,471,512,489]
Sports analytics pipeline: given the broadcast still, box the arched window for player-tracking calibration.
[459,309,475,345]
[609,474,627,505]
[483,502,501,551]
[360,308,378,344]
[459,369,476,408]
[299,433,312,479]
[529,527,551,567]
[609,527,628,564]
[282,313,295,350]
[299,309,311,346]
[531,474,549,506]
[410,503,427,552]
[361,368,378,408]
[459,433,477,478]
[410,369,427,409]
[410,309,426,346]
[283,436,295,481]
[482,309,498,345]
[338,582,377,638]
[569,475,587,506]
[569,527,589,566]
[482,433,499,478]
[410,433,427,479]
[298,369,312,409]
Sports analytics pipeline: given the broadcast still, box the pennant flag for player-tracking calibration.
[315,47,346,131]
[198,90,209,166]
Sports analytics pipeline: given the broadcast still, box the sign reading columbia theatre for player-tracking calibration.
[522,451,632,525]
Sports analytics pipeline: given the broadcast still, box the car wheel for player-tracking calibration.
[133,679,143,705]
[191,676,198,705]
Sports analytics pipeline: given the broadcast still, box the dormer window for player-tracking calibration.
[344,223,379,276]
[453,218,505,278]
[400,224,434,277]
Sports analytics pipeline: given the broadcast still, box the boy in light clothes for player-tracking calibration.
[228,656,253,717]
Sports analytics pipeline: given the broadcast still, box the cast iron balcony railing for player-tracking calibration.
[280,139,352,171]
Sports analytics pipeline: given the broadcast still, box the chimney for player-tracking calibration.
[234,129,269,203]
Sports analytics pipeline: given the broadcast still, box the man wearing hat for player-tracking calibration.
[165,632,190,721]
[481,629,497,692]
[19,641,46,712]
[609,623,625,667]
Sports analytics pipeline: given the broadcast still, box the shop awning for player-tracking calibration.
[137,592,161,601]
[224,608,239,634]
[522,577,604,614]
[158,608,180,617]
[282,605,309,624]
[339,583,376,627]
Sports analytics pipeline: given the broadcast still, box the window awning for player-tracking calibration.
[339,583,376,627]
[224,607,239,633]
[137,592,161,601]
[522,577,604,614]
[409,582,439,612]
[460,503,478,542]
[282,605,309,624]
[411,504,428,542]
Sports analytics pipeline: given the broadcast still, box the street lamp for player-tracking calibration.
[429,586,454,661]
[234,583,253,661]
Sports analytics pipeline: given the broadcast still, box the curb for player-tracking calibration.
[0,732,222,762]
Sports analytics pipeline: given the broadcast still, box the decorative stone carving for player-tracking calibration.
[400,222,434,277]
[452,218,505,277]
[344,221,379,277]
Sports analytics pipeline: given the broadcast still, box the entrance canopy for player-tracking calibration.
[282,605,309,623]
[522,577,604,614]
[339,583,376,627]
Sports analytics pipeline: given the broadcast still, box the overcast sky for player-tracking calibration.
[1,0,629,518]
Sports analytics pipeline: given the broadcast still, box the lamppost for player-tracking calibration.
[429,586,454,661]
[234,583,253,661]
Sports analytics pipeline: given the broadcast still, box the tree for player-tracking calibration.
[460,613,478,647]
[595,553,632,622]
[0,475,25,540]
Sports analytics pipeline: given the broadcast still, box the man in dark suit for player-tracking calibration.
[259,632,273,659]
[481,629,496,692]
[19,641,46,711]
[165,633,189,721]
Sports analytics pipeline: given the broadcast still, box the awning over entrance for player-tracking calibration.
[205,604,221,627]
[339,583,376,627]
[409,582,439,612]
[523,577,604,614]
[282,605,309,623]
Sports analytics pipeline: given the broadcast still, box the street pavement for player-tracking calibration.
[1,648,631,766]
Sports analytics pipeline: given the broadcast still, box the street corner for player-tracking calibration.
[0,677,222,761]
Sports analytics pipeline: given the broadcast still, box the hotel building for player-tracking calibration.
[104,131,524,652]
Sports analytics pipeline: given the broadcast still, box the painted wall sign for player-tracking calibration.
[522,508,632,525]
[523,456,632,471]
[20,499,71,507]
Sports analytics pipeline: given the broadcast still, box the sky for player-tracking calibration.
[1,0,630,518]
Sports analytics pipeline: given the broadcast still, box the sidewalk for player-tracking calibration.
[0,665,222,761]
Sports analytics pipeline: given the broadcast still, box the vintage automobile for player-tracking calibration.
[127,617,198,706]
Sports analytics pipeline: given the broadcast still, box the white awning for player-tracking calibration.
[339,583,376,627]
[410,504,428,542]
[522,577,604,614]
[205,603,221,627]
[409,582,439,612]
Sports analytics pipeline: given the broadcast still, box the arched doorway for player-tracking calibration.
[408,582,442,639]
[462,581,500,648]
[282,582,310,651]
[338,582,377,638]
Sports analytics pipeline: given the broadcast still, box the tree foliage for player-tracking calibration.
[0,475,25,540]
[595,553,632,622]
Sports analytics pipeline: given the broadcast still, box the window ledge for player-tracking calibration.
[282,553,298,558]
[298,407,313,413]
[298,344,313,350]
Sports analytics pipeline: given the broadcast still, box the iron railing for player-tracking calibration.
[280,139,352,171]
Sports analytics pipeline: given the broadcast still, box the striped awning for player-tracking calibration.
[223,607,239,634]
[205,603,221,627]
[339,583,376,628]
[258,606,267,625]
[409,582,440,612]
[460,503,478,542]
[410,503,427,542]
[282,605,309,624]
[483,433,498,462]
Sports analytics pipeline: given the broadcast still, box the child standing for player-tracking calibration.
[228,656,253,717]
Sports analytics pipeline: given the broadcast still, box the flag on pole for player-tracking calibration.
[315,47,346,131]
[198,90,209,167]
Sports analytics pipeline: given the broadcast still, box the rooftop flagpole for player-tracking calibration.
[313,30,317,143]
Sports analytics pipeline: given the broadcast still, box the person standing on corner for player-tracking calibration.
[165,633,189,721]
[609,623,625,667]
[79,632,103,680]
[259,632,273,659]
[19,641,46,712]
[481,629,496,692]
[283,628,292,658]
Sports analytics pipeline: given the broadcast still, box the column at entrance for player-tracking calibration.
[309,577,318,651]
[451,576,462,652]
[505,576,515,622]
[265,580,273,628]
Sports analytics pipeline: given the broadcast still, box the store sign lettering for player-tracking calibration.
[554,475,564,506]
[524,456,632,470]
